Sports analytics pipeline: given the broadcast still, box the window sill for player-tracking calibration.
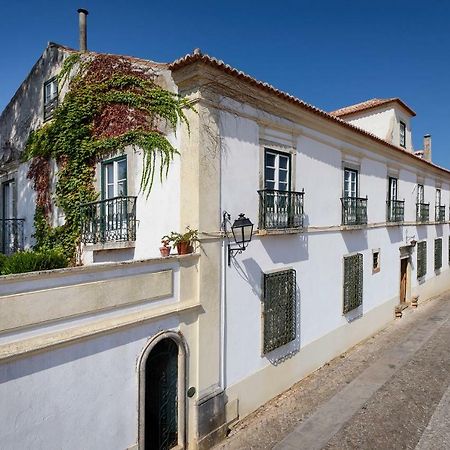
[340,224,367,231]
[257,227,304,236]
[84,240,136,252]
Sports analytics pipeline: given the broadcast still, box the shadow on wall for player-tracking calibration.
[0,318,179,383]
[235,257,302,366]
[416,227,428,241]
[259,233,309,264]
[387,226,403,244]
[436,224,443,238]
[341,229,368,254]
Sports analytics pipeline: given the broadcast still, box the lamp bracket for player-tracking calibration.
[228,244,245,266]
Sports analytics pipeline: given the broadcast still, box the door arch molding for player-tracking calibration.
[138,330,187,449]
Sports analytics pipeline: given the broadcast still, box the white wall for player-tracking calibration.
[219,99,450,396]
[0,317,178,450]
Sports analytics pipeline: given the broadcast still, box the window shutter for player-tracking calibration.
[262,269,296,354]
[434,238,442,270]
[417,241,427,278]
[343,253,363,314]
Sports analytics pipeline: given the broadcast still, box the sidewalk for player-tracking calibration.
[214,293,450,449]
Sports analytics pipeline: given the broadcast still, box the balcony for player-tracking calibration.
[1,219,25,255]
[80,196,137,244]
[435,205,446,223]
[386,200,404,223]
[416,203,430,223]
[341,197,367,226]
[258,189,304,230]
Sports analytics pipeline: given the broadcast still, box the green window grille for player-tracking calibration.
[434,238,442,270]
[262,269,296,354]
[343,253,363,314]
[417,241,427,278]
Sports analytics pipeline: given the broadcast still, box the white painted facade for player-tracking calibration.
[337,104,414,150]
[1,44,450,450]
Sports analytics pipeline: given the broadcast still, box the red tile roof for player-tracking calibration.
[330,98,416,118]
[169,50,447,174]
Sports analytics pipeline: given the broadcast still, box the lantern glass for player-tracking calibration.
[231,214,254,248]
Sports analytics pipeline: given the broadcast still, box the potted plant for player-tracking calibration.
[159,237,171,257]
[163,227,199,255]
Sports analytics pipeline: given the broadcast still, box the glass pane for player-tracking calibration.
[279,182,288,191]
[117,159,127,182]
[265,181,275,190]
[106,164,113,184]
[265,168,275,182]
[117,181,126,197]
[279,156,288,169]
[265,153,276,168]
[279,170,287,182]
[107,184,114,199]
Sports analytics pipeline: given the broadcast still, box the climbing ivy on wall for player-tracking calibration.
[24,52,192,263]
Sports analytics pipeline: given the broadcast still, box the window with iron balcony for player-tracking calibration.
[258,149,304,230]
[435,189,445,222]
[416,184,429,223]
[341,168,367,226]
[80,156,137,244]
[386,177,404,222]
[1,179,24,255]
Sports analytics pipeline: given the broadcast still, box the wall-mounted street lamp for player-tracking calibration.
[223,212,254,266]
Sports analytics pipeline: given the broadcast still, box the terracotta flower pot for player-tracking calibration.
[176,241,191,255]
[159,246,170,257]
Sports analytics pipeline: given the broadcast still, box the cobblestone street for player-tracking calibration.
[215,293,450,450]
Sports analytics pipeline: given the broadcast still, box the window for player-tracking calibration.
[436,189,441,206]
[344,168,358,198]
[264,149,291,191]
[102,156,127,199]
[388,177,398,202]
[399,121,406,148]
[260,149,303,229]
[343,253,363,314]
[43,78,58,121]
[435,238,442,271]
[417,241,427,278]
[417,184,424,204]
[262,269,296,354]
[372,249,380,273]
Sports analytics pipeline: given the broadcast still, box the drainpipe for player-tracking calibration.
[219,218,227,391]
[77,8,89,52]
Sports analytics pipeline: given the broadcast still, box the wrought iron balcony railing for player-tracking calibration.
[258,189,304,230]
[416,202,430,223]
[1,218,25,255]
[341,197,367,226]
[80,196,137,244]
[435,205,446,223]
[386,199,404,223]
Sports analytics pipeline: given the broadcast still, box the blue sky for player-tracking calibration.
[1,0,449,166]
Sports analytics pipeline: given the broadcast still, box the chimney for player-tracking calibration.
[423,134,432,162]
[77,8,88,52]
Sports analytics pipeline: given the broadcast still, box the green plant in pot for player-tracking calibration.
[163,227,198,255]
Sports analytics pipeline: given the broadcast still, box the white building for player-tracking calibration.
[1,16,450,449]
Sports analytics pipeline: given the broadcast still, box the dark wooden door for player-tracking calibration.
[145,339,179,450]
[400,259,408,303]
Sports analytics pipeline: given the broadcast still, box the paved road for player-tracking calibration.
[216,293,450,450]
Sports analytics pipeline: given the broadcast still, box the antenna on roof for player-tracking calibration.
[77,8,89,52]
